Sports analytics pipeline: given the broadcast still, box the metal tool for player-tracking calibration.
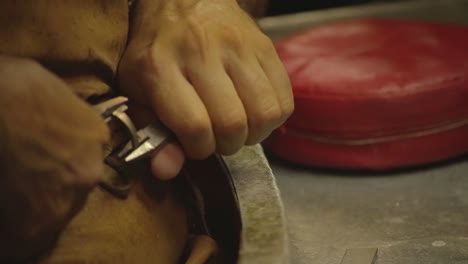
[95,96,172,163]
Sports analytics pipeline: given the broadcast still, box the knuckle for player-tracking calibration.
[185,22,210,56]
[217,145,240,156]
[216,144,243,157]
[122,47,167,91]
[220,27,245,51]
[282,100,295,119]
[251,103,282,128]
[186,34,205,55]
[188,143,215,160]
[126,43,167,78]
[176,113,212,140]
[182,132,216,160]
[214,110,247,137]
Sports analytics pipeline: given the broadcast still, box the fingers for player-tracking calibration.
[135,52,216,160]
[226,53,282,145]
[256,37,295,125]
[186,58,248,155]
[120,30,293,159]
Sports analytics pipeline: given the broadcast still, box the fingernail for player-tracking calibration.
[151,143,185,180]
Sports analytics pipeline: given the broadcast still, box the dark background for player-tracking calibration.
[266,0,390,15]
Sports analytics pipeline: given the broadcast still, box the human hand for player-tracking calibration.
[119,0,293,162]
[0,56,109,262]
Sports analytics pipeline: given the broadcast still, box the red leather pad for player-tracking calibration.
[266,19,468,169]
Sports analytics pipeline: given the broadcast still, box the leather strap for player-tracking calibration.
[185,156,242,263]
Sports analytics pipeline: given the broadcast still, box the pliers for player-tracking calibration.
[94,96,172,163]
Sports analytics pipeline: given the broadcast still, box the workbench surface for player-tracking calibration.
[259,1,468,263]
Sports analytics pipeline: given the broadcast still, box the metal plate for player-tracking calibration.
[224,146,290,264]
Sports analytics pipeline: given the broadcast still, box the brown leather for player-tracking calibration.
[0,1,241,263]
[36,122,237,263]
[0,0,129,99]
[38,167,191,264]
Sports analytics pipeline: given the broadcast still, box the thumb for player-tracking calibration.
[127,102,186,180]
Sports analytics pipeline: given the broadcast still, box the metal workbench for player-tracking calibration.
[258,1,468,263]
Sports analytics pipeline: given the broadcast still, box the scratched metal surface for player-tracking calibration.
[224,146,289,264]
[259,1,468,263]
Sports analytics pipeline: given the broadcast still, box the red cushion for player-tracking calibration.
[265,19,468,170]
